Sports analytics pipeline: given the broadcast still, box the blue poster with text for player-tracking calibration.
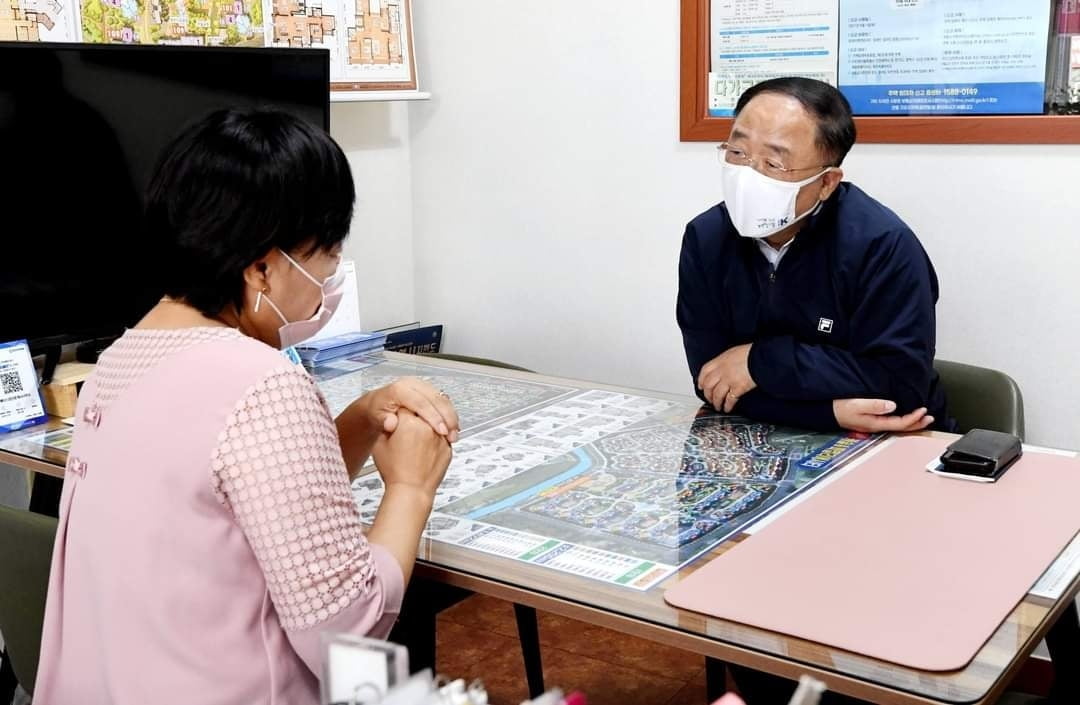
[839,1,1051,116]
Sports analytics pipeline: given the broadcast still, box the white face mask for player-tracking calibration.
[254,249,346,349]
[721,161,831,239]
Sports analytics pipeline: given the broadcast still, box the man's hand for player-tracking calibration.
[697,344,757,413]
[833,399,934,433]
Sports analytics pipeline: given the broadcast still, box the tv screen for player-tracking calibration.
[0,42,330,349]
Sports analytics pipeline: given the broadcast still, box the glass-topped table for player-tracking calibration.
[3,350,1077,704]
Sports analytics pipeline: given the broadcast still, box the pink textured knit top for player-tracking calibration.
[34,327,404,705]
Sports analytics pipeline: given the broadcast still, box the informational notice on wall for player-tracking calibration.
[709,0,839,117]
[839,0,1052,115]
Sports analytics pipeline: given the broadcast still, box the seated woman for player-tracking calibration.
[33,108,458,704]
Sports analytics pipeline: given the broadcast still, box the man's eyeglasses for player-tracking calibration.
[717,142,830,180]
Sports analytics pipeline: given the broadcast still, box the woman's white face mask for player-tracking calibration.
[721,161,832,239]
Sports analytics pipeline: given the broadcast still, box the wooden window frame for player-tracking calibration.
[680,0,1080,144]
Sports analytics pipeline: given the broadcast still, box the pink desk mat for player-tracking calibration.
[664,436,1080,671]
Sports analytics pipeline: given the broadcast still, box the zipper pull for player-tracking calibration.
[769,269,776,283]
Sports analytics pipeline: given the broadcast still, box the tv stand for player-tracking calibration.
[27,336,69,386]
[40,345,61,386]
[75,335,120,365]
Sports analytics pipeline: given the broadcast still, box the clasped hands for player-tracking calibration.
[358,376,460,443]
[336,377,459,488]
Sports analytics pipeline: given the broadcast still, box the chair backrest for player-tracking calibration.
[934,359,1025,440]
[418,352,534,373]
[0,505,57,695]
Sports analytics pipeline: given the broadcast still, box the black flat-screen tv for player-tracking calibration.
[0,42,330,365]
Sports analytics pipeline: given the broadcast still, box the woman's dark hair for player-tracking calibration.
[145,108,355,317]
[734,77,857,166]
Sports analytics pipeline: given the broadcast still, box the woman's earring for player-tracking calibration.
[254,287,268,313]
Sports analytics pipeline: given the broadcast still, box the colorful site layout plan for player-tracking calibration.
[339,355,880,590]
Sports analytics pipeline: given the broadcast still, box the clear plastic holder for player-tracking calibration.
[320,634,563,705]
[321,633,410,705]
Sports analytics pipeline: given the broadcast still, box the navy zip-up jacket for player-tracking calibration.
[677,182,953,432]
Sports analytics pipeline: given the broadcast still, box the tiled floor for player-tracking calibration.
[435,596,1053,705]
[435,594,710,705]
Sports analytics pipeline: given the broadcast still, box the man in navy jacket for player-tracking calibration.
[677,77,954,433]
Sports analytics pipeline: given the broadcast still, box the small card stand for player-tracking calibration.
[0,339,48,433]
[321,633,410,705]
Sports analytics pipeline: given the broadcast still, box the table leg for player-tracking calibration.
[513,603,545,698]
[0,650,16,705]
[388,580,471,674]
[28,474,62,517]
[1046,601,1080,704]
[705,656,728,701]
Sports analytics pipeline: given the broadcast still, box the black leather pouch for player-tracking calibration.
[939,429,1022,481]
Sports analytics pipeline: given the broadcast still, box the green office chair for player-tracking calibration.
[933,359,1025,440]
[416,352,546,698]
[0,505,58,697]
[418,352,532,374]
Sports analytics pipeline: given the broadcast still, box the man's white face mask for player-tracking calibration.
[722,161,832,239]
